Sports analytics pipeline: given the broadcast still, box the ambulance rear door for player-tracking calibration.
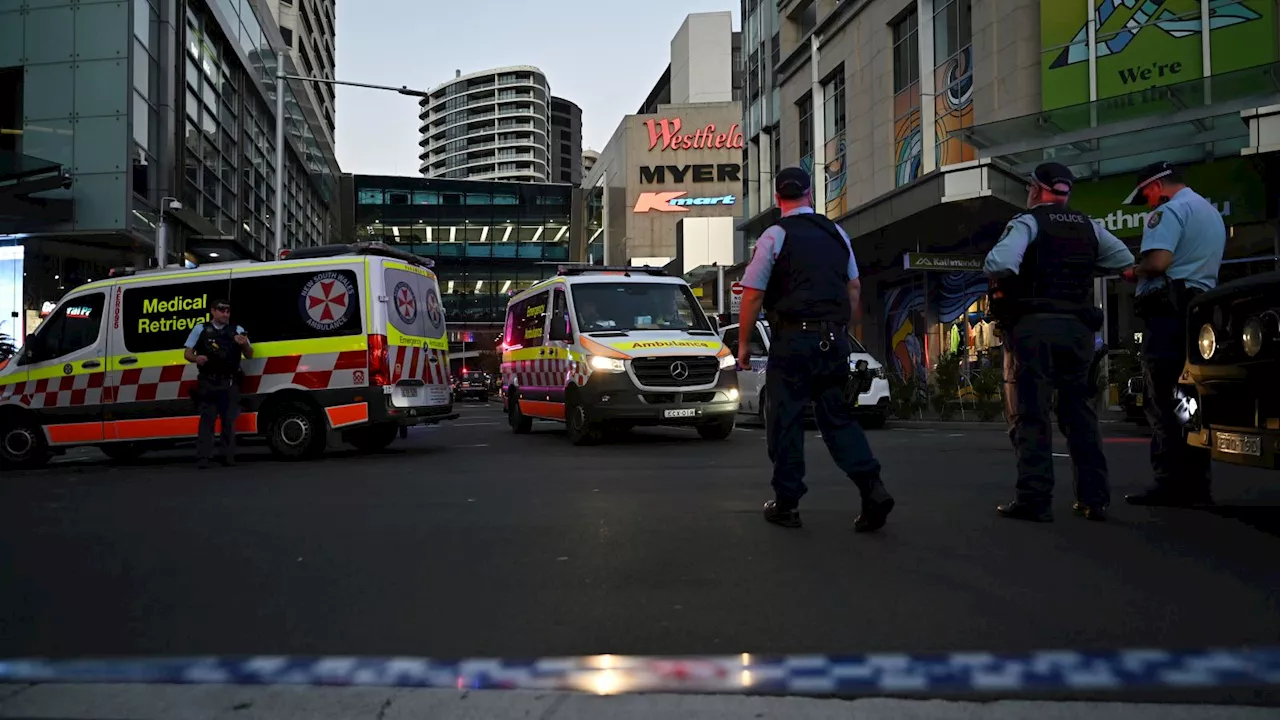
[381,259,450,409]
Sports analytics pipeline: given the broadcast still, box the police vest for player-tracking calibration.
[194,322,243,379]
[1014,204,1098,315]
[762,214,852,324]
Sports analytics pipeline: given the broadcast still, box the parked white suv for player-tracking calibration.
[719,319,891,429]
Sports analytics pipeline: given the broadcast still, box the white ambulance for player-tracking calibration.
[500,265,739,445]
[0,242,456,469]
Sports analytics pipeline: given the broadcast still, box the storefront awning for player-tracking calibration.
[0,150,72,230]
[955,62,1280,178]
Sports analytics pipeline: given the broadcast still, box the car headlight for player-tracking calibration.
[1198,323,1216,360]
[719,354,736,370]
[589,355,625,372]
[1243,317,1263,357]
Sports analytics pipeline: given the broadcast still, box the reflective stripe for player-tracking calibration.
[44,422,105,445]
[106,414,258,441]
[324,402,368,429]
[519,399,565,420]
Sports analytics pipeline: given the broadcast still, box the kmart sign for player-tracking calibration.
[1069,157,1264,238]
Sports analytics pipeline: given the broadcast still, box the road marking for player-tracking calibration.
[947,433,965,438]
[452,422,498,427]
[1053,453,1070,458]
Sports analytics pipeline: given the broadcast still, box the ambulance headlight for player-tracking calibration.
[719,354,737,370]
[589,355,625,373]
[1198,323,1216,360]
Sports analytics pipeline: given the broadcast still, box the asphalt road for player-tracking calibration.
[2,402,1279,669]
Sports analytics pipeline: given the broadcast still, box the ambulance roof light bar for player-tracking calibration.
[284,241,435,269]
[557,265,666,277]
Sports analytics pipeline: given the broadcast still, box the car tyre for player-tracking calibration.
[0,417,50,470]
[348,422,398,452]
[508,389,533,434]
[860,411,887,430]
[266,401,326,460]
[565,391,599,446]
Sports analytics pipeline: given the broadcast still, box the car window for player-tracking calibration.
[722,326,740,356]
[745,323,767,356]
[230,269,363,342]
[550,287,571,340]
[506,291,548,348]
[122,278,230,353]
[22,292,105,364]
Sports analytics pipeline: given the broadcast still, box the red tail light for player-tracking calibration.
[368,334,390,386]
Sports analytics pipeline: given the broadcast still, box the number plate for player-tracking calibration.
[1135,394,1143,407]
[401,387,419,398]
[663,408,697,419]
[1216,431,1261,457]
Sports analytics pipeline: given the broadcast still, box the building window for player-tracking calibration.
[822,67,846,217]
[797,94,813,188]
[281,26,293,47]
[933,0,973,168]
[892,9,921,187]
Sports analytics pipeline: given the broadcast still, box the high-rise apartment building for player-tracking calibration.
[418,66,561,183]
[549,96,583,185]
[260,0,337,147]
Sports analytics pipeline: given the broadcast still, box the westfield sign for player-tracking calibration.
[645,118,744,152]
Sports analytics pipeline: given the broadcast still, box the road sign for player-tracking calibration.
[729,282,743,314]
[731,282,744,295]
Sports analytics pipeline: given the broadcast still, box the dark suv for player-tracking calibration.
[1183,271,1280,469]
[453,370,491,401]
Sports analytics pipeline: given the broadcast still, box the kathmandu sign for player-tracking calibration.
[903,253,984,272]
[645,118,744,151]
[633,192,737,213]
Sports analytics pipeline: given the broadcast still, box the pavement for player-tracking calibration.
[2,401,1279,713]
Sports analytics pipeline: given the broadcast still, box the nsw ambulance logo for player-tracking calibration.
[300,272,355,331]
[393,282,417,324]
[425,288,443,330]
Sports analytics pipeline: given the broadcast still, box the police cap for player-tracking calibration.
[775,167,811,200]
[1122,160,1181,205]
[1030,162,1074,196]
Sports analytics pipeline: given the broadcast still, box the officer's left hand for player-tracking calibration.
[234,334,249,346]
[736,352,751,371]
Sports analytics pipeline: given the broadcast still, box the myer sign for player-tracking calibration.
[1068,157,1265,239]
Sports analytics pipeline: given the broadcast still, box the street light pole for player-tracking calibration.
[271,60,430,259]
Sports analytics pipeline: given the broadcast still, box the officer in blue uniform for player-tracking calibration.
[1119,161,1225,507]
[184,299,253,468]
[984,162,1135,522]
[736,167,894,532]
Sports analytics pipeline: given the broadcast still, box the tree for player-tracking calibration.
[0,333,15,363]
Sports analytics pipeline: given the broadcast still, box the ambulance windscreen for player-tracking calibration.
[573,283,710,333]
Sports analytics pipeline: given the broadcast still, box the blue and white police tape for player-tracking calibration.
[2,647,1280,695]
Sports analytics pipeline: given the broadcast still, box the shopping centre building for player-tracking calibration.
[743,0,1280,384]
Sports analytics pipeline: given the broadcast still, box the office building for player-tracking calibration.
[583,12,744,276]
[751,0,1280,384]
[260,0,337,146]
[418,66,558,183]
[582,149,600,176]
[0,0,340,341]
[550,96,583,185]
[341,174,585,371]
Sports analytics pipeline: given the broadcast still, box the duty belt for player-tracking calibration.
[771,318,848,334]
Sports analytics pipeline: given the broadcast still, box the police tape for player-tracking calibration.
[2,647,1279,695]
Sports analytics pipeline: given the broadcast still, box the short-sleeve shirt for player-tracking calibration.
[184,322,245,349]
[1135,187,1226,296]
[983,205,1135,277]
[740,206,859,291]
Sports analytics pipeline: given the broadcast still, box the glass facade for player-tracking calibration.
[352,176,581,324]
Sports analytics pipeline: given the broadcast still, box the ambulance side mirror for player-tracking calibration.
[549,317,572,343]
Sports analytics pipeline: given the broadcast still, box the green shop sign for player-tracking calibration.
[1041,0,1277,111]
[1069,157,1266,238]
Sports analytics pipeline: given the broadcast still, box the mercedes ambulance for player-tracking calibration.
[0,242,456,469]
[500,265,739,445]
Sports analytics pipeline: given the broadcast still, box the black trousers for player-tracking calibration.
[196,376,240,461]
[1141,316,1211,494]
[1008,315,1110,508]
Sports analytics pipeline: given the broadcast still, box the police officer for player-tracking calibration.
[1120,161,1225,507]
[984,162,1135,522]
[736,167,893,532]
[183,299,253,468]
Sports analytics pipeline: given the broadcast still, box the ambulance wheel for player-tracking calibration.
[697,417,735,440]
[508,389,532,434]
[265,401,325,460]
[349,423,398,453]
[101,443,146,462]
[860,411,886,430]
[565,391,599,446]
[0,418,50,470]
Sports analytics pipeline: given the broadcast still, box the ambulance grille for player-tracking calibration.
[630,356,719,388]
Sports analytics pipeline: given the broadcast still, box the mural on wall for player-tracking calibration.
[1041,0,1276,111]
[933,46,975,167]
[893,86,923,187]
[825,135,848,217]
[884,281,927,383]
